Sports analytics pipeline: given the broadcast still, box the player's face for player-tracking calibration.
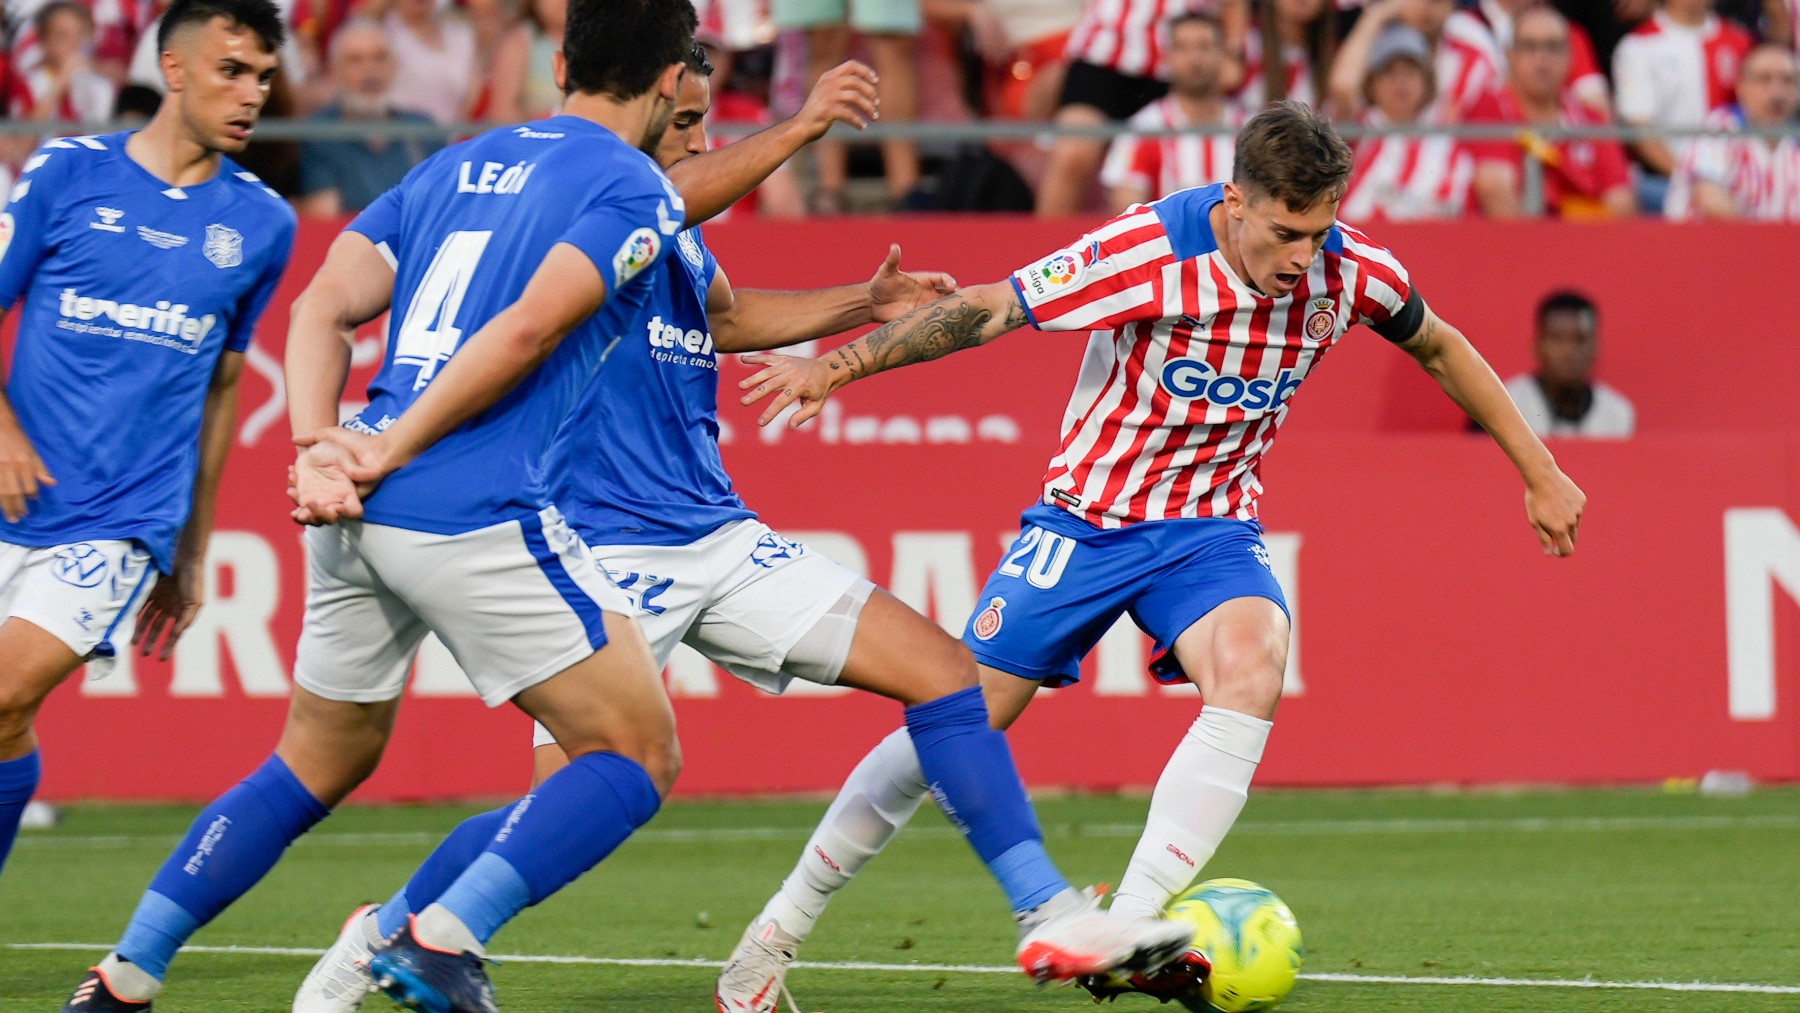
[166,19,279,154]
[1224,185,1338,298]
[655,72,712,170]
[1739,50,1800,125]
[1536,310,1597,385]
[1367,58,1430,122]
[637,63,685,156]
[1165,21,1224,97]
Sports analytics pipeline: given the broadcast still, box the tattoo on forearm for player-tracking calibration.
[829,297,995,380]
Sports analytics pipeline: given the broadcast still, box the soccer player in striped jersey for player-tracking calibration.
[0,0,294,891]
[725,100,1587,1007]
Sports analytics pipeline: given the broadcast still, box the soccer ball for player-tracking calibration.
[1165,878,1303,1012]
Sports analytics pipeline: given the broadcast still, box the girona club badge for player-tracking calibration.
[1305,297,1336,341]
[971,597,1007,641]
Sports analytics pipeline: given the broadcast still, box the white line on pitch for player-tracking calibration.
[17,812,1800,850]
[7,943,1799,995]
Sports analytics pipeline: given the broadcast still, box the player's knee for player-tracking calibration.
[909,638,979,704]
[0,678,46,739]
[1210,628,1287,714]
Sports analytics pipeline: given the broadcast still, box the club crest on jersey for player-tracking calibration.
[52,543,108,588]
[971,597,1006,641]
[203,224,243,268]
[613,228,660,285]
[677,230,705,268]
[1305,297,1337,341]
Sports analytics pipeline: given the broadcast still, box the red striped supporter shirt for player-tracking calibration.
[1099,97,1243,203]
[1066,0,1182,79]
[1008,184,1422,527]
[1339,111,1474,222]
[1666,105,1800,221]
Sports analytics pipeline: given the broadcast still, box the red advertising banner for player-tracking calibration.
[24,218,1800,801]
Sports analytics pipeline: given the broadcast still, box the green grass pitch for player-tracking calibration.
[3,787,1797,1012]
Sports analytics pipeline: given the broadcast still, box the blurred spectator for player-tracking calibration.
[1335,23,1474,220]
[297,18,438,217]
[1239,0,1334,110]
[696,37,808,217]
[1611,0,1754,212]
[1038,0,1198,216]
[1339,0,1501,122]
[1666,43,1800,218]
[1469,6,1634,218]
[481,0,564,123]
[384,0,477,124]
[7,0,159,88]
[924,0,1083,121]
[8,2,117,123]
[112,80,161,120]
[774,0,922,212]
[1502,290,1635,438]
[1101,12,1240,211]
[1463,0,1610,114]
[1769,0,1795,52]
[291,0,360,111]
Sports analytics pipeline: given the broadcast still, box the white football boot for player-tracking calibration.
[293,903,381,1013]
[714,917,801,1013]
[1015,888,1192,982]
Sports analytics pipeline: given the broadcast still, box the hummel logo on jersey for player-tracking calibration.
[89,207,126,232]
[1160,358,1303,410]
[512,125,566,140]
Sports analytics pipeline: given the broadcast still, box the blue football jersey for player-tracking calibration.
[0,132,295,571]
[548,226,754,546]
[345,117,682,534]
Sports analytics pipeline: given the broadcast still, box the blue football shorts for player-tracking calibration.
[962,502,1288,687]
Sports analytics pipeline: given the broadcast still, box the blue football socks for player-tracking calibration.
[431,751,660,945]
[0,749,42,876]
[116,755,329,980]
[376,807,510,940]
[905,687,1066,913]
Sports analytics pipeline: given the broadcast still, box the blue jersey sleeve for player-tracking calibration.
[228,212,297,352]
[346,184,404,259]
[557,169,683,301]
[0,143,70,308]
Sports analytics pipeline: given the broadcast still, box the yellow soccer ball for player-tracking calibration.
[1165,878,1304,1012]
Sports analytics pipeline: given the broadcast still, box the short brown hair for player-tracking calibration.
[1231,101,1353,210]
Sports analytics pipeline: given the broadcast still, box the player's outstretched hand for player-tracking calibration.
[799,60,880,139]
[1526,468,1586,557]
[740,354,835,428]
[134,563,202,661]
[0,422,55,523]
[869,244,957,323]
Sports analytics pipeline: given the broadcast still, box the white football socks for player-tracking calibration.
[757,727,928,940]
[1109,707,1272,922]
[97,952,162,1002]
[415,903,485,957]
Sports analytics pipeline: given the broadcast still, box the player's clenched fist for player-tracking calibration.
[0,419,54,523]
[740,353,838,428]
[799,60,881,137]
[1525,468,1586,557]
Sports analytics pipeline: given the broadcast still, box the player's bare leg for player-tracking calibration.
[1035,104,1109,216]
[863,32,922,205]
[0,619,84,875]
[803,23,853,213]
[275,690,403,805]
[1107,595,1287,923]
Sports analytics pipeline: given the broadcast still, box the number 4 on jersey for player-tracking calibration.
[394,230,492,390]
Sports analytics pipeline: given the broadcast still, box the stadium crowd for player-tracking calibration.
[1,0,1796,219]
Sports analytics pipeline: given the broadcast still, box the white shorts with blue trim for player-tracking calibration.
[531,518,870,748]
[0,538,156,659]
[295,507,633,708]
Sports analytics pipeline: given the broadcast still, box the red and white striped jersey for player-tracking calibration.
[1434,12,1503,121]
[1099,96,1242,203]
[1065,0,1181,79]
[1339,110,1474,222]
[1008,184,1419,527]
[1234,30,1318,108]
[1612,11,1753,126]
[1666,105,1800,221]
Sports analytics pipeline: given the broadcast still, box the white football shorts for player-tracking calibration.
[532,518,871,747]
[0,538,157,659]
[295,506,633,708]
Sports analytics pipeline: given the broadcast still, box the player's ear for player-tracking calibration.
[1222,181,1245,218]
[657,62,685,102]
[160,46,184,93]
[552,49,566,93]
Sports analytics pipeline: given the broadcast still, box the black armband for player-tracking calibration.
[1372,289,1426,343]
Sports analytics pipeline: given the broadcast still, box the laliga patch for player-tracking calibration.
[971,597,1006,641]
[1021,246,1087,301]
[0,212,13,266]
[1305,297,1336,341]
[613,227,661,286]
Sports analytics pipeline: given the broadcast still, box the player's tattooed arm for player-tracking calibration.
[739,282,1029,428]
